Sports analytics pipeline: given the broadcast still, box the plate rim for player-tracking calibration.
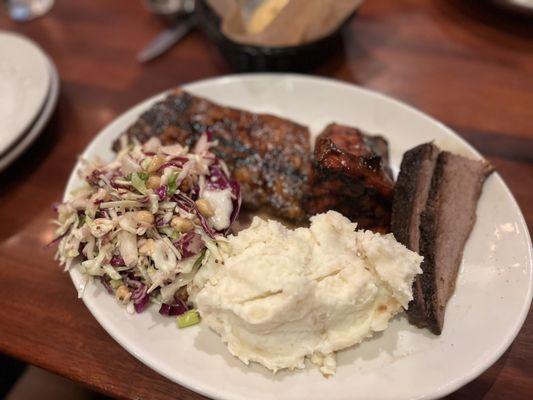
[65,73,533,400]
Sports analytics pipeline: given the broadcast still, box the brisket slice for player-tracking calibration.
[391,143,440,325]
[113,90,312,221]
[391,143,440,250]
[393,144,493,334]
[305,123,395,232]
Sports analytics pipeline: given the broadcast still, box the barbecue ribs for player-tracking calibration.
[113,91,394,231]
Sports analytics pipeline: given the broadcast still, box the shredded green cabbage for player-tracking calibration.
[131,172,148,195]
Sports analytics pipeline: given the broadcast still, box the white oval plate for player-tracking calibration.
[0,32,50,156]
[65,74,532,400]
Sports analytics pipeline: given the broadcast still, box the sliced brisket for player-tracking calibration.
[391,143,440,250]
[392,144,493,334]
[391,143,440,325]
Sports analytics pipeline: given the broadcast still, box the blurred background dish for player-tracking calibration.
[195,0,358,72]
[0,32,50,158]
[138,0,363,70]
[0,54,59,173]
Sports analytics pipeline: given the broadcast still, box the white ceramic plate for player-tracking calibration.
[0,32,50,156]
[65,74,532,400]
[0,57,59,173]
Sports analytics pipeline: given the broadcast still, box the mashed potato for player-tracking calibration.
[189,211,422,376]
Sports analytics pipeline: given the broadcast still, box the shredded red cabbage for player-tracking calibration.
[110,255,125,267]
[159,299,188,316]
[174,193,216,239]
[174,194,192,212]
[155,185,167,201]
[131,284,147,300]
[125,276,143,289]
[157,157,189,172]
[174,232,204,258]
[206,165,231,191]
[132,284,149,313]
[86,169,103,186]
[134,294,150,313]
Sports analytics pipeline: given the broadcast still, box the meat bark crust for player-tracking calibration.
[305,123,394,232]
[392,144,493,335]
[114,89,312,221]
[391,143,439,250]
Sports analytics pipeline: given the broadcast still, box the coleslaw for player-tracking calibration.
[52,133,241,316]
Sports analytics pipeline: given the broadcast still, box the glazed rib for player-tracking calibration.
[305,123,394,232]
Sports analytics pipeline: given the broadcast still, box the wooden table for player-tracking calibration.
[0,0,531,399]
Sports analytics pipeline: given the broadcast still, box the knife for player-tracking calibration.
[137,16,197,63]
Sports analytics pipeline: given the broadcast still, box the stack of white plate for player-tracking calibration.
[0,31,59,173]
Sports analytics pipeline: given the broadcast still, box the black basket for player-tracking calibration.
[195,0,350,72]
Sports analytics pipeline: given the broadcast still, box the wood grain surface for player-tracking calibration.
[0,0,532,399]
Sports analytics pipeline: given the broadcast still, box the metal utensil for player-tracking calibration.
[143,0,194,21]
[137,15,196,63]
[138,0,196,63]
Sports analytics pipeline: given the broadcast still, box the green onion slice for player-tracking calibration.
[177,309,201,329]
